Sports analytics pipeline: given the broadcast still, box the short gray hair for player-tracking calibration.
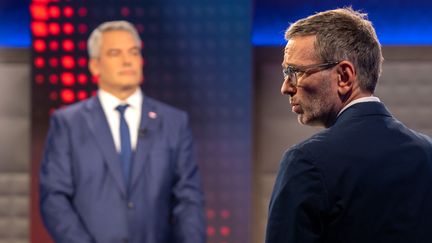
[87,20,142,58]
[285,7,383,93]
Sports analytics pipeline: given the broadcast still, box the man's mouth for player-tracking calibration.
[291,104,301,113]
[119,70,135,75]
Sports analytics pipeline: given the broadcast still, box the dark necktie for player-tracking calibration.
[116,104,132,186]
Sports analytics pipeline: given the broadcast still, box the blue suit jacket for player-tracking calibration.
[40,95,206,243]
[266,102,432,243]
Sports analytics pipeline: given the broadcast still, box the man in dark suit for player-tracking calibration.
[40,20,206,243]
[265,8,432,243]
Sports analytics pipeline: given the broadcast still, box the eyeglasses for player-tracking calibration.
[282,61,340,86]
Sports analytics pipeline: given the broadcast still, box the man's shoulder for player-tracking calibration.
[52,97,94,119]
[294,129,333,150]
[145,96,188,120]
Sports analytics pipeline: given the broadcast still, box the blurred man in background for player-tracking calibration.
[40,20,205,243]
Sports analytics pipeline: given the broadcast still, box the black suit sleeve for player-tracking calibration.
[265,148,328,243]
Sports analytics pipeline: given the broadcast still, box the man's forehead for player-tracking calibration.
[283,36,317,62]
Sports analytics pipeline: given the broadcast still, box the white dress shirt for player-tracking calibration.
[337,95,381,117]
[98,88,143,152]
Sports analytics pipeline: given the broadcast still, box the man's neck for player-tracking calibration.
[99,86,139,101]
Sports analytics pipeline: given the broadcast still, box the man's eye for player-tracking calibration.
[296,71,306,78]
[129,49,140,56]
[107,50,120,56]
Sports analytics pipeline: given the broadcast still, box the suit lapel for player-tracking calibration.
[84,96,127,196]
[130,97,160,191]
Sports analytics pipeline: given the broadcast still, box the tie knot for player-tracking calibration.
[116,104,129,115]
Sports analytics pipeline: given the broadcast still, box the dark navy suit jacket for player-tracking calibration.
[40,94,205,243]
[266,102,432,243]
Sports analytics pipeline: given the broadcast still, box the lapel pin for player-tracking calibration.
[148,111,157,119]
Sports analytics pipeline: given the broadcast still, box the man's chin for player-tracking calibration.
[298,114,325,127]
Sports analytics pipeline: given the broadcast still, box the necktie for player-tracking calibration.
[116,104,132,186]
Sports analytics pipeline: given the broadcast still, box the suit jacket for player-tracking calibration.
[40,94,206,243]
[266,102,432,243]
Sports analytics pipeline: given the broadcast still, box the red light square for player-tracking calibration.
[48,23,61,35]
[61,72,75,86]
[61,89,75,103]
[49,40,60,51]
[31,22,48,37]
[34,57,45,68]
[62,39,75,51]
[61,56,75,69]
[30,4,48,20]
[49,6,61,18]
[34,39,46,52]
[63,6,74,18]
[63,23,74,34]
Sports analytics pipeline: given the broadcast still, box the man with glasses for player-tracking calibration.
[266,8,432,243]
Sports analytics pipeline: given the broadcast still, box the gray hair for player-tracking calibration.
[87,20,142,58]
[285,7,383,92]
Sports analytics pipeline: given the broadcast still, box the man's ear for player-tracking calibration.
[336,61,355,96]
[88,58,100,77]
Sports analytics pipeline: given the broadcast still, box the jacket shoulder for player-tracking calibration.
[145,96,188,121]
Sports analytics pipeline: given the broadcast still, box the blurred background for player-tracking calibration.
[0,0,431,243]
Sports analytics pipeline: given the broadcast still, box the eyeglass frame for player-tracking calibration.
[282,61,341,86]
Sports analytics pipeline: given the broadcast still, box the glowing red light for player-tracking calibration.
[220,209,231,219]
[35,74,44,84]
[77,91,88,100]
[78,40,86,50]
[78,7,87,17]
[77,57,87,67]
[78,24,88,34]
[91,90,97,96]
[206,209,215,219]
[49,6,61,18]
[61,72,75,86]
[49,91,58,101]
[206,226,216,237]
[92,76,98,84]
[33,0,50,3]
[61,89,75,103]
[62,56,75,69]
[34,57,45,68]
[49,74,58,84]
[220,226,231,237]
[49,57,59,67]
[62,39,74,51]
[120,7,130,17]
[49,40,59,51]
[63,23,74,34]
[33,39,46,52]
[31,22,48,37]
[30,4,48,20]
[63,6,74,18]
[49,23,61,35]
[77,74,88,84]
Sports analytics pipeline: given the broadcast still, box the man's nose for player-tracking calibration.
[281,79,296,96]
[121,54,132,65]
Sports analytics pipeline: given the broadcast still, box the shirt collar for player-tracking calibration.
[337,96,380,117]
[98,88,143,112]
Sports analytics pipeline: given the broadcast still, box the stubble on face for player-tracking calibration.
[283,36,339,128]
[296,74,336,127]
